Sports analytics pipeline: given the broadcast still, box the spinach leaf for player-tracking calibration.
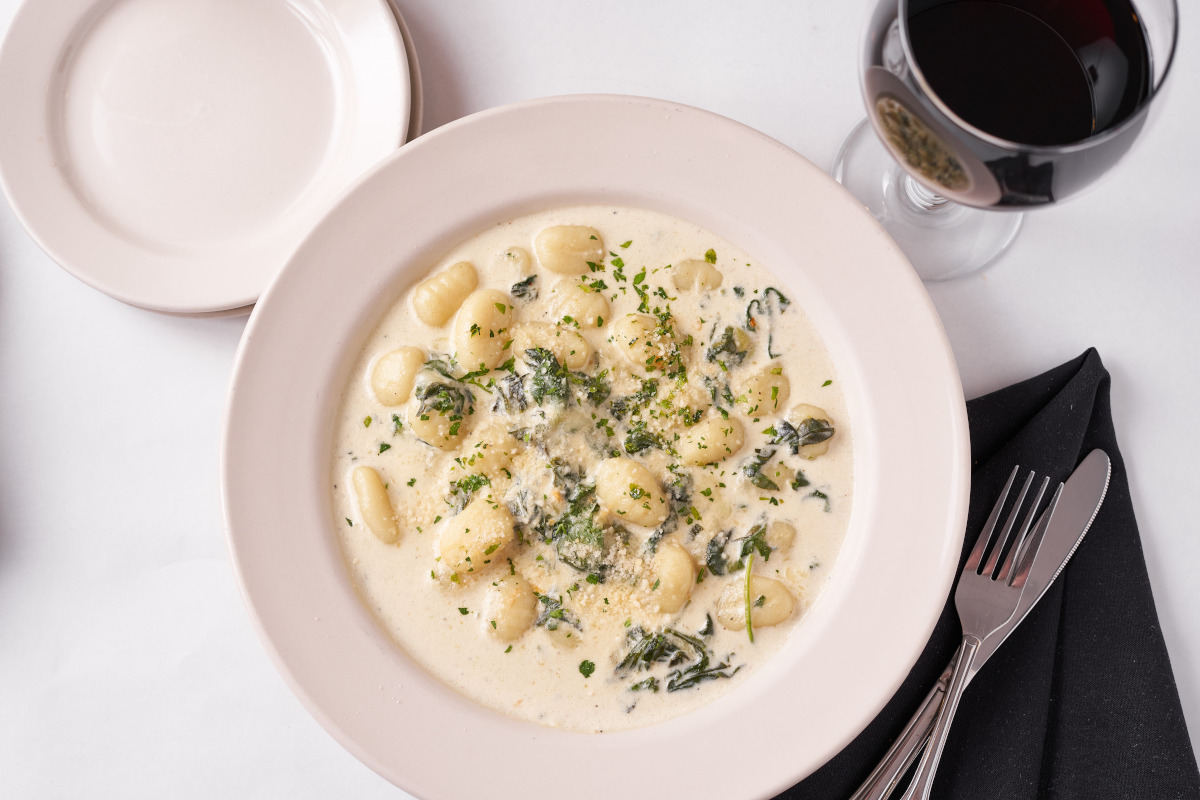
[534,594,581,632]
[510,275,538,301]
[446,473,491,514]
[769,417,835,453]
[623,421,664,455]
[705,325,750,366]
[549,489,606,573]
[705,529,735,576]
[494,372,527,414]
[616,626,741,693]
[737,524,773,562]
[741,447,779,491]
[523,347,569,405]
[609,379,658,421]
[415,382,471,417]
[570,369,612,406]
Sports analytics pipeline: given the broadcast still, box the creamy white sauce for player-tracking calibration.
[330,206,853,732]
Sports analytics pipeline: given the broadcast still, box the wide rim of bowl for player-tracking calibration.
[0,0,408,314]
[221,94,970,800]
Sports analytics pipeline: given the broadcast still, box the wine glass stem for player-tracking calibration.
[902,175,951,214]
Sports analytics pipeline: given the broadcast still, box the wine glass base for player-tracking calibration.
[832,120,1022,282]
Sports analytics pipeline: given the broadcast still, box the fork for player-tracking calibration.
[898,466,1051,800]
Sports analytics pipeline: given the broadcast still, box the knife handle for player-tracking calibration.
[849,650,959,800]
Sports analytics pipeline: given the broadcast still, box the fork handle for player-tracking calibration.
[900,635,981,800]
[849,652,959,800]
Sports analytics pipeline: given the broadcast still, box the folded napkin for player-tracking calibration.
[779,349,1200,799]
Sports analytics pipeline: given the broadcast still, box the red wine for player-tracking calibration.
[906,0,1151,146]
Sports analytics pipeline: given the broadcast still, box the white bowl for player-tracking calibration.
[221,95,969,799]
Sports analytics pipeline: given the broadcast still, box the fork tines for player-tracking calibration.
[967,466,1053,586]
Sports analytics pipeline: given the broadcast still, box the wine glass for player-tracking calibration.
[833,0,1179,281]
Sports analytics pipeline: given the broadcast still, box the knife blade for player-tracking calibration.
[852,449,1112,800]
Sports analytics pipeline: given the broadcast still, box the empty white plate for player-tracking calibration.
[0,0,409,313]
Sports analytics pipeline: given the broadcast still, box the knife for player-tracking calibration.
[852,449,1112,800]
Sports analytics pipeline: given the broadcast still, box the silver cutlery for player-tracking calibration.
[852,449,1111,800]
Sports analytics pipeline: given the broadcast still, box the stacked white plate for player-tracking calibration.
[0,0,423,315]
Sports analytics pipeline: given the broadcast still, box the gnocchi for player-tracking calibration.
[611,313,678,370]
[452,289,515,370]
[651,542,695,613]
[483,574,539,641]
[787,403,836,459]
[716,575,796,630]
[494,246,532,273]
[413,261,477,326]
[739,369,791,416]
[510,322,592,370]
[671,258,723,290]
[596,457,669,528]
[350,466,399,544]
[369,347,425,406]
[556,282,610,329]
[765,520,796,552]
[534,225,605,274]
[437,496,515,581]
[677,417,745,465]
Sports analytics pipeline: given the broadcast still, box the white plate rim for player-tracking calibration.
[0,0,409,314]
[221,94,970,799]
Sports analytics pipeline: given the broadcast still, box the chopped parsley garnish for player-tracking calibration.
[579,660,596,678]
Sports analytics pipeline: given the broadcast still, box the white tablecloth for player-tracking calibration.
[2,1,1196,796]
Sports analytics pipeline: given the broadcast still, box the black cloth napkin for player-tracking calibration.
[779,349,1200,799]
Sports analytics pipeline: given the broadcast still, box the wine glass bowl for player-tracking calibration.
[834,0,1179,280]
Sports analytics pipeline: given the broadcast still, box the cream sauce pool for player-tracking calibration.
[330,206,853,732]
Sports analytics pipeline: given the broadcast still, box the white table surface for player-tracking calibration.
[1,1,1196,796]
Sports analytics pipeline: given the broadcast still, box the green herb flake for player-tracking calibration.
[579,660,596,678]
[705,249,717,264]
[458,607,469,615]
[345,518,353,527]
[822,379,833,387]
[363,416,372,428]
[505,645,513,653]
[407,478,416,487]
[378,442,391,454]
[620,240,632,248]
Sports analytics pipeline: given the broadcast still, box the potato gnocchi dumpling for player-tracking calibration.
[332,206,852,734]
[351,466,399,544]
[717,576,796,630]
[510,322,592,370]
[453,289,515,370]
[677,417,745,466]
[535,225,605,274]
[651,542,695,613]
[596,457,669,528]
[369,347,425,406]
[413,261,477,326]
[739,369,791,416]
[787,403,837,459]
[483,574,538,641]
[557,281,609,328]
[437,496,515,580]
[671,258,723,290]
